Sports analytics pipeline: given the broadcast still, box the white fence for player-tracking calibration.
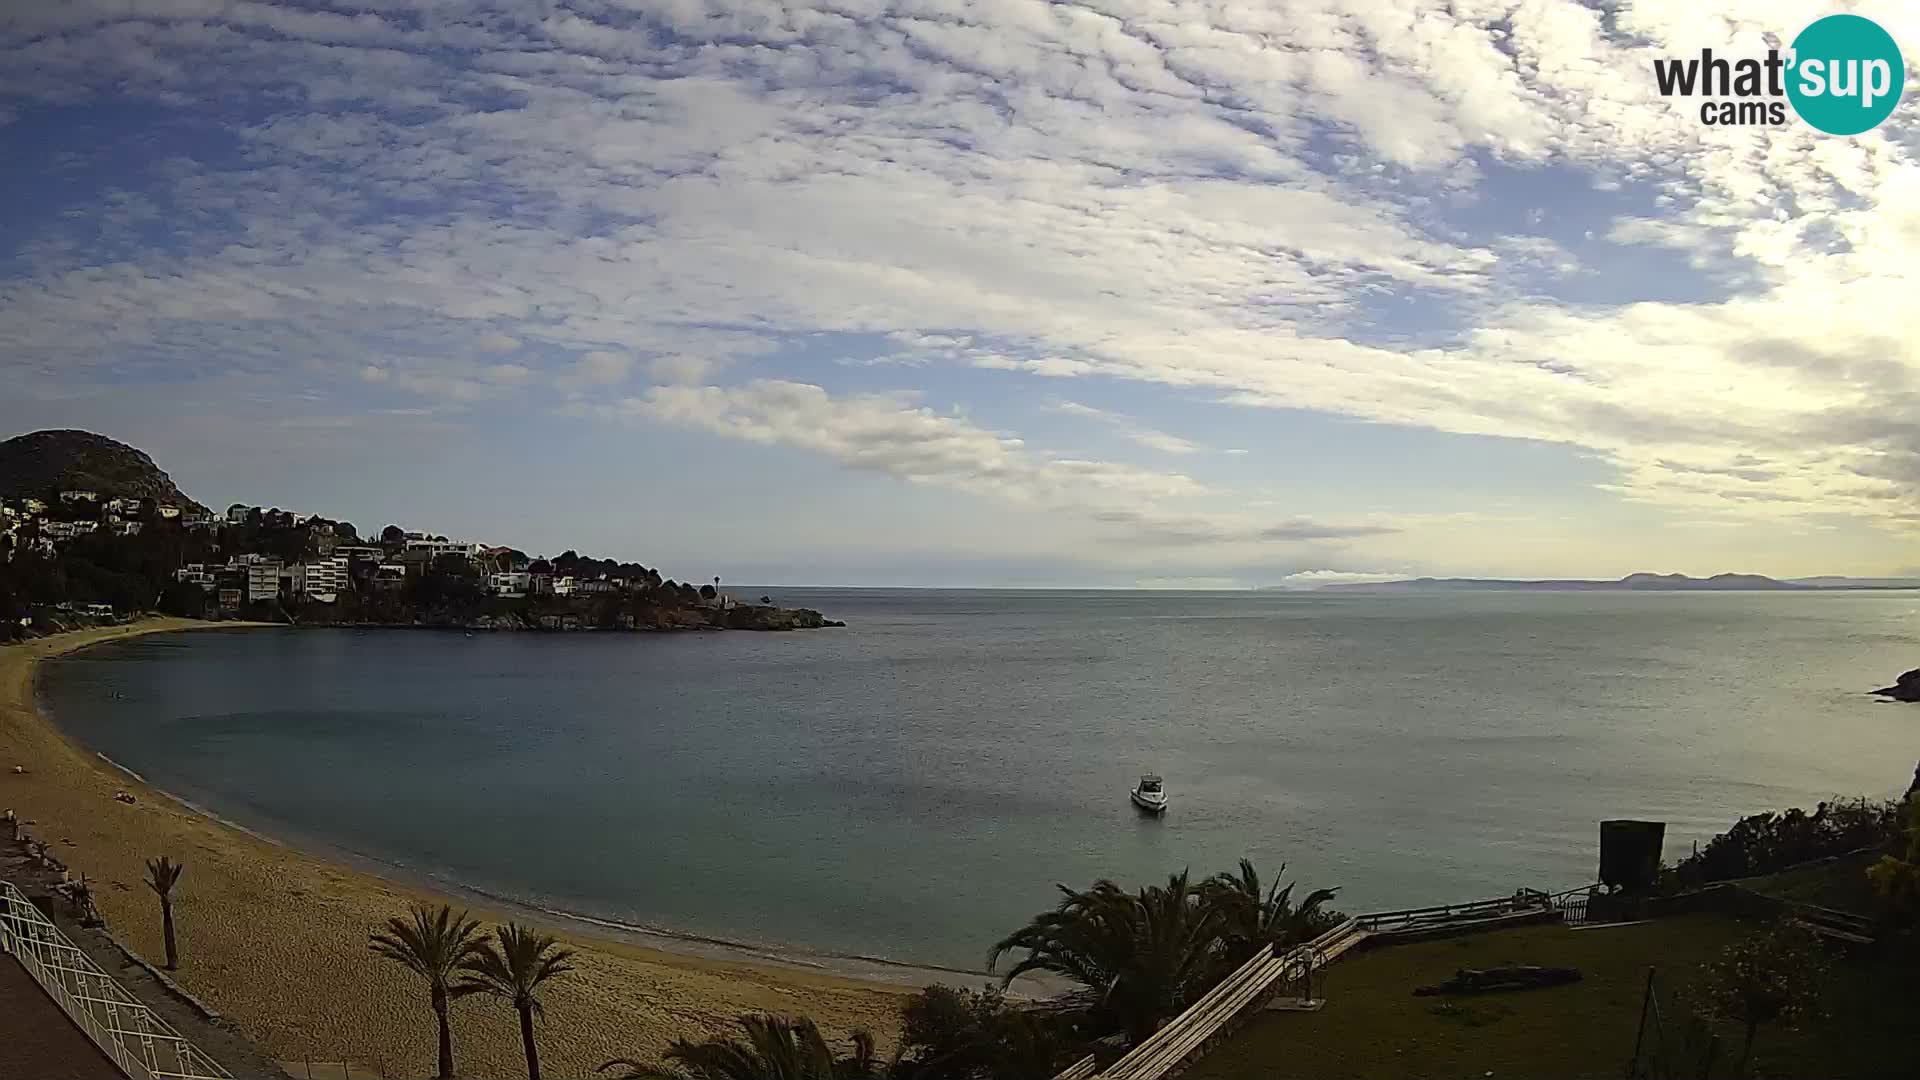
[0,880,233,1080]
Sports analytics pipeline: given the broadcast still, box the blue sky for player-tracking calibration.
[3,1,1918,587]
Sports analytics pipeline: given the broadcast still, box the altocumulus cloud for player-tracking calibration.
[0,0,1917,569]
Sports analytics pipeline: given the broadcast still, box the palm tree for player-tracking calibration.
[369,903,485,1080]
[1200,859,1342,968]
[455,923,576,1080]
[988,871,1223,1045]
[599,1014,878,1080]
[144,857,184,969]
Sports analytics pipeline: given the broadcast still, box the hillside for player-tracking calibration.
[0,429,206,512]
[1316,572,1819,592]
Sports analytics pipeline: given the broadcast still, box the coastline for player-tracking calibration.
[2,620,911,1078]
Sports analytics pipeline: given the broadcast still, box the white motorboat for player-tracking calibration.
[1130,773,1168,813]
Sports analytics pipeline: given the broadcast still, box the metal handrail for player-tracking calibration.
[0,879,232,1079]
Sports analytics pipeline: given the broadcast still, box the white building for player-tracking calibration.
[23,498,46,515]
[553,576,575,597]
[43,520,98,540]
[246,558,283,603]
[404,537,477,560]
[59,490,99,504]
[175,565,217,591]
[303,556,350,602]
[156,504,180,520]
[227,504,253,524]
[111,520,143,537]
[488,571,531,598]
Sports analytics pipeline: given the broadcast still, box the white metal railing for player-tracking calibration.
[0,880,233,1080]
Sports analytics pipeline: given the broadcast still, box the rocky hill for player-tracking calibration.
[0,429,206,512]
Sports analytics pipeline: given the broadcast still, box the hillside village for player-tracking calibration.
[0,432,839,636]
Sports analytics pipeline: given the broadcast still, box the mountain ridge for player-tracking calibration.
[1310,572,1920,592]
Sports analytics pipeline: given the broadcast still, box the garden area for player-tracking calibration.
[1187,911,1908,1080]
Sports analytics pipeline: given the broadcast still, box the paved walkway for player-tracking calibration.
[0,954,123,1080]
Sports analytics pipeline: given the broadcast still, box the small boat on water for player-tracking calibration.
[1130,773,1168,813]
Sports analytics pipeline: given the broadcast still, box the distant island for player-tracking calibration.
[0,429,841,637]
[1300,572,1920,593]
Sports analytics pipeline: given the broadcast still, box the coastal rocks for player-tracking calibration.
[719,605,842,631]
[1871,667,1920,702]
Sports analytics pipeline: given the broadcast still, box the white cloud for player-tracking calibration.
[1050,400,1201,455]
[1269,569,1409,590]
[631,380,1388,546]
[573,350,634,386]
[0,0,1916,576]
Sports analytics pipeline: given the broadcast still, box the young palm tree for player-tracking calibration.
[369,903,485,1080]
[988,870,1223,1045]
[144,857,184,969]
[599,1014,878,1080]
[454,923,576,1080]
[1200,859,1342,967]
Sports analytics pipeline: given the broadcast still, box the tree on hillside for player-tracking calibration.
[370,903,486,1080]
[381,524,405,546]
[600,1014,879,1080]
[157,580,208,619]
[1866,790,1920,924]
[144,857,185,969]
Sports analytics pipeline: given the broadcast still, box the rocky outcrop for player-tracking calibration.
[1872,668,1920,702]
[285,599,842,633]
[717,605,845,631]
[0,429,206,511]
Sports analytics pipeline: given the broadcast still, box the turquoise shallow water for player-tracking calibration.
[37,589,1920,970]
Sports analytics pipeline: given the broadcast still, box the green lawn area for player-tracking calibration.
[1186,914,1907,1080]
[1735,850,1885,917]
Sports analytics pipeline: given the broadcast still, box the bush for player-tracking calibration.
[895,985,1072,1080]
[1665,799,1900,889]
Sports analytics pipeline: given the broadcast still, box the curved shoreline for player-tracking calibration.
[3,620,915,1077]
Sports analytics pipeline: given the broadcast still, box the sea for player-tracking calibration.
[37,589,1920,973]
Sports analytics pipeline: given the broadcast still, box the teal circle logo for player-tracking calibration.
[1786,15,1905,135]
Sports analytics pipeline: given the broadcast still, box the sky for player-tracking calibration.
[2,1,1918,588]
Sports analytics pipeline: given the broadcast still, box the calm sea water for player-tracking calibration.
[38,590,1920,970]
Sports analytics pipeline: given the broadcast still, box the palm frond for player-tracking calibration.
[452,921,576,1014]
[368,903,485,989]
[144,856,184,896]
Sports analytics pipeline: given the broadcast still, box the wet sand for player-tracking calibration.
[1,620,911,1078]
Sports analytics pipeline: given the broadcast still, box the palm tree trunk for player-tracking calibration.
[518,1001,540,1080]
[433,986,455,1079]
[159,896,178,969]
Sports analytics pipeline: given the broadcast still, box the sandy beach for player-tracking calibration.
[1,620,910,1078]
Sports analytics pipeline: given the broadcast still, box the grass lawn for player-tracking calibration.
[1734,850,1886,917]
[1186,914,1907,1080]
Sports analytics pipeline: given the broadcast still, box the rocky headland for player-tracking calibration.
[1871,667,1920,702]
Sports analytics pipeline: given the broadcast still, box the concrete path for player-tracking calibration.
[0,954,123,1080]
